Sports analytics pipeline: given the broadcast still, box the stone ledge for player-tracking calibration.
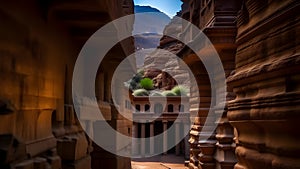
[26,136,56,158]
[228,92,300,120]
[227,54,300,86]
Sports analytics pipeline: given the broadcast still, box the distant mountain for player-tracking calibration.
[134,5,171,68]
[134,5,161,13]
[133,5,171,34]
[134,33,161,50]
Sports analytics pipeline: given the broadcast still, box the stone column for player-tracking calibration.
[189,123,200,169]
[132,122,139,156]
[184,122,190,160]
[141,123,146,157]
[215,106,237,169]
[198,140,217,169]
[211,29,238,169]
[175,122,181,155]
[184,60,212,169]
[198,114,216,169]
[150,122,154,155]
[163,120,168,155]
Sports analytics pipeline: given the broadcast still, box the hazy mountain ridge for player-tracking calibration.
[134,5,162,13]
[134,5,172,68]
[134,5,171,34]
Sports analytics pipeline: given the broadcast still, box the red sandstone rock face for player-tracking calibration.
[144,68,162,79]
[227,1,300,169]
[143,14,189,91]
[143,68,177,90]
[152,72,177,90]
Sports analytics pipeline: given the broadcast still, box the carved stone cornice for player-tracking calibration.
[228,92,300,121]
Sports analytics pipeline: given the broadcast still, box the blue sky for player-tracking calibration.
[134,0,182,17]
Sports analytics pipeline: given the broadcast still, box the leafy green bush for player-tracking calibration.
[161,90,177,96]
[133,89,149,96]
[171,85,188,96]
[139,78,154,90]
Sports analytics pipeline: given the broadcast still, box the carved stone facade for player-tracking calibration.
[131,96,190,158]
[175,0,242,168]
[0,0,134,169]
[227,0,300,169]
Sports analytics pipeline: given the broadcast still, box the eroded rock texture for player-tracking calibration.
[227,0,300,169]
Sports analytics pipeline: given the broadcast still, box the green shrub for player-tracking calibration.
[171,85,188,96]
[161,90,177,96]
[139,78,154,90]
[133,89,149,96]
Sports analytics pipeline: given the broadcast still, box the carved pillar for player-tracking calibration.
[132,122,139,156]
[196,0,243,168]
[175,122,181,155]
[214,107,236,169]
[185,60,212,169]
[149,122,154,155]
[184,122,190,160]
[198,110,216,169]
[163,120,168,155]
[208,28,239,169]
[141,123,146,157]
[198,140,217,169]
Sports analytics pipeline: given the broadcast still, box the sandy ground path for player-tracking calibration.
[131,154,188,169]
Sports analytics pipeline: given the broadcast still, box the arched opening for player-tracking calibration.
[135,104,140,112]
[168,104,174,112]
[145,104,150,112]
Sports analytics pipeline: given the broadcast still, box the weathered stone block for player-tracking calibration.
[26,136,56,158]
[57,133,88,161]
[0,134,26,164]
